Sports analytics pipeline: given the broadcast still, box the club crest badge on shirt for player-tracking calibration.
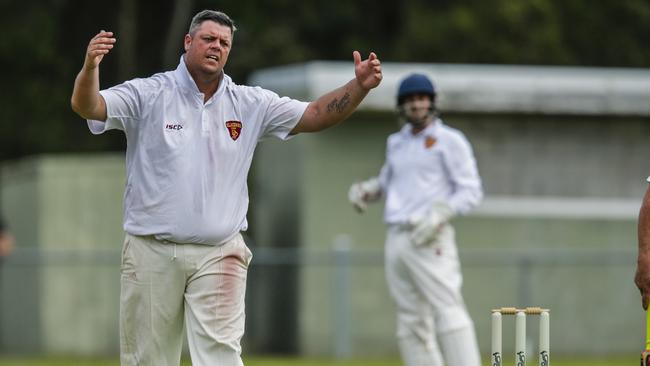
[225,121,242,141]
[424,136,437,149]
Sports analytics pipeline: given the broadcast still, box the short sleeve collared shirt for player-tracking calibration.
[378,119,483,225]
[88,56,308,244]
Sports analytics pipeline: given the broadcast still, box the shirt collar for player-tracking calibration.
[174,55,231,100]
[400,118,442,137]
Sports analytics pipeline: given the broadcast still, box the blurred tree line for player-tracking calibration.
[0,0,648,161]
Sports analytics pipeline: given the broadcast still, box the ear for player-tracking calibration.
[184,34,192,52]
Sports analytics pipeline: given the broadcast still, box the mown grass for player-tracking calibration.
[0,355,636,366]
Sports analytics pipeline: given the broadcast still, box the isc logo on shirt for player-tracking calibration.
[165,123,183,131]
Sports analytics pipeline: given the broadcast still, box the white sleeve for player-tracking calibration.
[259,89,309,140]
[87,80,142,135]
[444,133,483,214]
[377,163,390,193]
[378,136,396,191]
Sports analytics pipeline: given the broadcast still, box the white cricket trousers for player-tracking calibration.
[384,224,481,366]
[120,233,252,366]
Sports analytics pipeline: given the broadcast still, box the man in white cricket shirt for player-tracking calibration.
[348,74,482,366]
[70,10,382,366]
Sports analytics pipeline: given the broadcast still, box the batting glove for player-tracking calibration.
[348,177,381,213]
[410,202,455,246]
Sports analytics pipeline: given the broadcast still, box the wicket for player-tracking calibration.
[491,307,550,366]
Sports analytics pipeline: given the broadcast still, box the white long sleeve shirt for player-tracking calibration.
[378,119,483,225]
[88,56,308,245]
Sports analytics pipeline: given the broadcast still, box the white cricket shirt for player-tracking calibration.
[378,119,483,225]
[88,56,308,245]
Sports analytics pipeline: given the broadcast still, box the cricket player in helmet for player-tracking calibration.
[397,73,437,127]
[348,73,483,366]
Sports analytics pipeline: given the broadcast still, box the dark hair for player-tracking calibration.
[189,10,237,36]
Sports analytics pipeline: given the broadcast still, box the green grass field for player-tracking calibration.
[0,356,636,366]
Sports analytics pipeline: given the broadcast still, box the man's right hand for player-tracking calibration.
[84,30,116,70]
[348,177,381,213]
[72,31,114,120]
[635,254,650,310]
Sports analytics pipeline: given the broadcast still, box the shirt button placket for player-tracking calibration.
[201,107,209,135]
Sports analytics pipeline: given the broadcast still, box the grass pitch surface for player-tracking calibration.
[0,356,636,365]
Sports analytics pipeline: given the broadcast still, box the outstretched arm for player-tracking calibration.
[71,30,116,121]
[291,51,382,134]
[636,184,650,309]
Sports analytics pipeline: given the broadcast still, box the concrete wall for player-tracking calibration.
[1,155,124,355]
[454,113,650,198]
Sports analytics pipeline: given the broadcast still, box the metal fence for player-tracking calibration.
[0,243,641,358]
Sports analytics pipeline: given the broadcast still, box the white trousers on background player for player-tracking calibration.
[384,224,481,366]
[119,233,252,366]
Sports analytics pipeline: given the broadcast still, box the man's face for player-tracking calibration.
[184,20,232,78]
[402,93,433,125]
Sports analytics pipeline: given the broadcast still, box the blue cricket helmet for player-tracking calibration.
[397,73,436,105]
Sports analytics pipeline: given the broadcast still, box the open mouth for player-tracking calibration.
[206,55,219,62]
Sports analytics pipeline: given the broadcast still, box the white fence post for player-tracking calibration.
[332,234,352,359]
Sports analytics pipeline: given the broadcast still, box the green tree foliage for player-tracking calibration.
[0,0,648,160]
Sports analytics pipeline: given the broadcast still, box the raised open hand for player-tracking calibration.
[353,51,382,90]
[84,30,116,70]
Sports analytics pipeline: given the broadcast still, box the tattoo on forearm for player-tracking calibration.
[327,92,351,113]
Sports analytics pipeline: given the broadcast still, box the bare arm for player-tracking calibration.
[291,51,382,134]
[636,184,650,309]
[70,31,116,121]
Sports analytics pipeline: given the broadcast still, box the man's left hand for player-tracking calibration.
[353,51,382,90]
